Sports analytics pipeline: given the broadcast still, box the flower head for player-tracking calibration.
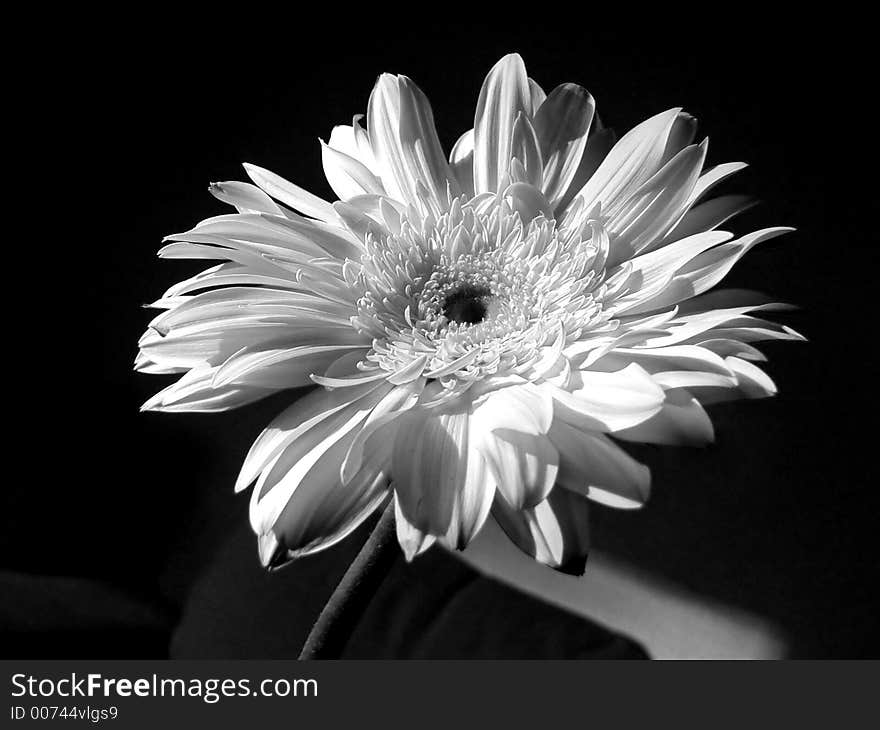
[138,54,803,573]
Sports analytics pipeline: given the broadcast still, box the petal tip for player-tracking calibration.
[258,531,284,569]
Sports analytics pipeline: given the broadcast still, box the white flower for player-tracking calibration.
[138,54,803,573]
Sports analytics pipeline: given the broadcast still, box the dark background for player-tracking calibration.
[3,19,875,657]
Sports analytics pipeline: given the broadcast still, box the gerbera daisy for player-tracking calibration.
[137,53,802,574]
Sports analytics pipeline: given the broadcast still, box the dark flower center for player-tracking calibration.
[443,284,493,325]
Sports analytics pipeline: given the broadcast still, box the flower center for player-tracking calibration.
[350,194,613,393]
[442,283,493,325]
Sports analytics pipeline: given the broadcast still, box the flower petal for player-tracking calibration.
[394,492,435,561]
[213,344,369,389]
[542,363,665,432]
[509,113,543,188]
[140,366,272,413]
[236,380,390,493]
[491,487,591,574]
[243,163,337,222]
[588,344,735,379]
[443,439,496,550]
[249,387,388,541]
[554,126,617,214]
[261,426,391,564]
[391,406,469,536]
[661,194,757,245]
[548,420,651,509]
[533,83,595,208]
[367,74,454,209]
[327,116,380,175]
[449,129,475,198]
[208,181,284,215]
[472,381,554,434]
[563,108,682,230]
[341,379,425,484]
[614,228,794,316]
[614,388,714,446]
[473,53,532,194]
[606,141,708,261]
[321,141,385,201]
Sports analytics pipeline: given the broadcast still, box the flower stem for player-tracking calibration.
[298,502,397,659]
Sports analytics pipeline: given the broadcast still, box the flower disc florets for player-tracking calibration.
[351,194,612,396]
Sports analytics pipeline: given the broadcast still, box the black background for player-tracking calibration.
[3,18,875,657]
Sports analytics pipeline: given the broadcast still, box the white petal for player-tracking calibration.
[140,366,271,413]
[651,370,737,390]
[149,287,351,333]
[341,379,425,484]
[613,388,714,446]
[533,83,595,208]
[367,74,454,208]
[449,129,475,198]
[471,382,553,434]
[386,354,428,384]
[475,429,558,511]
[610,230,733,314]
[616,228,794,316]
[213,344,369,389]
[139,319,363,371]
[262,427,390,562]
[385,404,495,553]
[606,141,708,262]
[725,357,777,398]
[504,181,554,223]
[394,493,435,561]
[640,303,800,348]
[588,344,735,379]
[661,194,757,244]
[443,440,496,550]
[554,127,617,214]
[235,380,390,493]
[528,77,547,109]
[681,357,779,405]
[263,214,364,261]
[391,406,469,535]
[542,363,665,432]
[320,141,385,201]
[688,161,748,204]
[661,112,698,163]
[509,113,543,188]
[548,420,651,509]
[328,117,380,175]
[695,338,767,362]
[208,181,284,215]
[467,384,557,510]
[243,163,337,222]
[677,227,795,298]
[564,108,682,229]
[490,487,591,574]
[249,388,387,538]
[473,53,532,194]
[161,263,299,298]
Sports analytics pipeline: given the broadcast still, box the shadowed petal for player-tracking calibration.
[614,389,715,446]
[491,487,591,574]
[391,406,469,536]
[237,381,390,493]
[261,427,391,564]
[542,364,665,433]
[533,83,595,208]
[548,420,651,509]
